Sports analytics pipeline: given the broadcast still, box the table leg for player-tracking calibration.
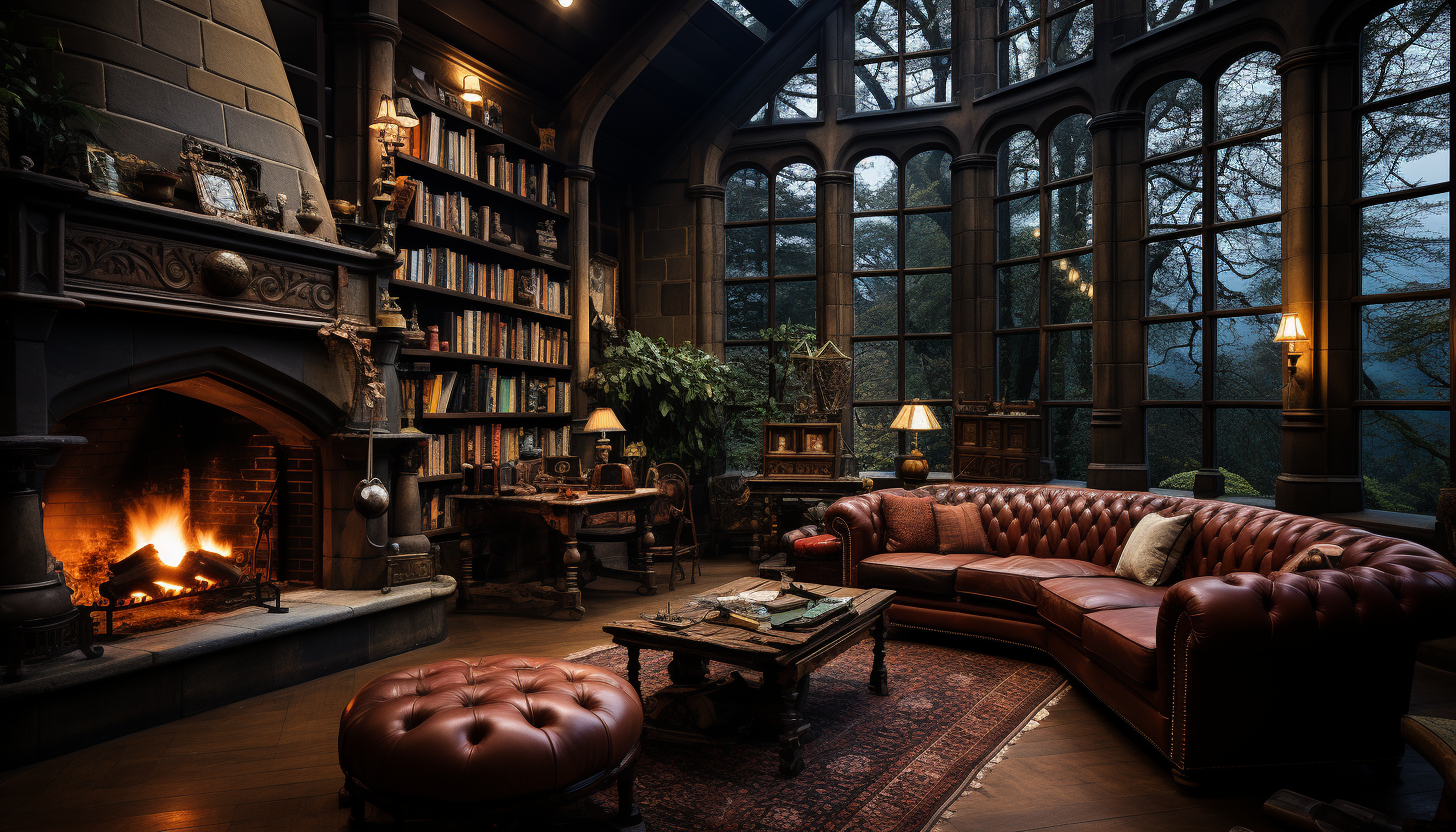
[773,675,811,778]
[550,507,587,621]
[667,652,709,686]
[636,503,657,595]
[869,611,890,695]
[625,645,641,695]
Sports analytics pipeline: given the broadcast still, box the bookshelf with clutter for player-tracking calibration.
[389,59,576,538]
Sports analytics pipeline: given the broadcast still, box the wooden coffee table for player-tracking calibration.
[602,577,895,778]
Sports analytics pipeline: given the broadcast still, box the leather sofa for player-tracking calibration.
[823,484,1456,785]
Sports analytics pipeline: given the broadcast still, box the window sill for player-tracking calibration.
[973,58,1092,104]
[836,101,960,122]
[1317,509,1437,549]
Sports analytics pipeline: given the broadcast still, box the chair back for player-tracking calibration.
[651,463,695,547]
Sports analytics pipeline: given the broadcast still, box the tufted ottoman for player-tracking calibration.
[338,655,644,828]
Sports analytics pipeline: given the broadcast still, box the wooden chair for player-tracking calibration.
[644,463,700,591]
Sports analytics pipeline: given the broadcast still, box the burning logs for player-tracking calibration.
[97,544,243,605]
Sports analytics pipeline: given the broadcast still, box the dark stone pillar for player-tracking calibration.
[1275,45,1363,515]
[567,166,594,416]
[954,153,996,405]
[1085,111,1150,492]
[817,170,854,354]
[327,4,401,208]
[688,184,726,358]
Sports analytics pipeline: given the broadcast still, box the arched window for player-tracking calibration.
[998,0,1094,87]
[851,150,953,472]
[1356,0,1451,514]
[1146,0,1230,32]
[747,56,820,126]
[1143,52,1283,498]
[854,0,953,113]
[993,117,1094,480]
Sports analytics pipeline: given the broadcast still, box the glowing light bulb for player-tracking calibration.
[1069,268,1080,281]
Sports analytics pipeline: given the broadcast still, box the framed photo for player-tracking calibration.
[84,144,143,198]
[806,433,826,454]
[436,85,468,116]
[544,456,583,480]
[182,146,255,225]
[588,253,618,329]
[400,66,438,101]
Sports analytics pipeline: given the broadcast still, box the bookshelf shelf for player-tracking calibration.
[396,153,569,220]
[396,219,568,272]
[387,280,571,321]
[396,88,562,167]
[400,348,568,371]
[424,526,464,538]
[418,473,463,483]
[419,412,572,422]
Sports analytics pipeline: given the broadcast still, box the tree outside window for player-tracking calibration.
[747,56,820,126]
[854,0,953,113]
[998,0,1094,87]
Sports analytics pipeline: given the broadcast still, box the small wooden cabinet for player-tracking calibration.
[761,423,839,479]
[951,413,1053,484]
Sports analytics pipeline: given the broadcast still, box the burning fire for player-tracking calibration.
[125,497,233,567]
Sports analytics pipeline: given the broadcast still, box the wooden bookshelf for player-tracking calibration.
[400,348,568,371]
[419,412,570,422]
[395,88,562,166]
[396,153,569,220]
[395,218,568,271]
[387,279,571,321]
[418,473,463,483]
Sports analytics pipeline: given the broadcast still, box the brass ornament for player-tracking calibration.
[199,249,252,296]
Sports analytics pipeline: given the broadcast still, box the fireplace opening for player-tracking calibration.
[43,389,321,635]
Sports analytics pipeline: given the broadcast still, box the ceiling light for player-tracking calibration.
[558,0,573,6]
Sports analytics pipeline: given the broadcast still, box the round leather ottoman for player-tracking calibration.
[339,655,643,827]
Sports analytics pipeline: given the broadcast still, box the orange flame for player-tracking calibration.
[124,497,233,568]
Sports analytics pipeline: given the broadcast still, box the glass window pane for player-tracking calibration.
[775,222,816,275]
[997,195,1040,260]
[745,102,768,127]
[1147,0,1195,30]
[1002,0,1038,32]
[854,215,900,270]
[1049,328,1092,400]
[1148,320,1202,400]
[1361,299,1451,400]
[855,0,899,58]
[855,60,900,112]
[905,149,952,207]
[724,168,769,221]
[1362,0,1452,104]
[1049,114,1091,181]
[1050,406,1091,481]
[712,0,766,37]
[905,212,951,268]
[1361,409,1449,515]
[775,280,817,329]
[906,338,952,399]
[1148,408,1203,487]
[774,72,818,121]
[775,163,817,218]
[999,130,1040,194]
[854,405,900,473]
[905,272,951,332]
[1049,253,1093,324]
[726,225,769,277]
[725,344,769,401]
[1215,221,1281,309]
[1049,5,1094,68]
[1361,193,1452,294]
[998,263,1040,329]
[1216,408,1280,497]
[1147,236,1202,316]
[919,405,953,472]
[854,340,901,400]
[855,275,900,336]
[906,0,953,51]
[1214,314,1281,400]
[1216,51,1281,140]
[1050,181,1092,252]
[854,155,899,211]
[1147,156,1204,232]
[726,281,769,340]
[997,332,1041,400]
[1216,137,1281,221]
[1001,28,1040,86]
[905,54,953,107]
[1361,94,1451,197]
[1147,78,1203,156]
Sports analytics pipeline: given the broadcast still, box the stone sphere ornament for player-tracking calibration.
[353,477,391,519]
[199,249,252,296]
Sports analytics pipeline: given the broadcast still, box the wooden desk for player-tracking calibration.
[451,488,658,620]
[741,476,873,562]
[603,577,895,777]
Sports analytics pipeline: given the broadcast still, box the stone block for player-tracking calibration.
[246,87,303,131]
[636,283,660,317]
[48,19,188,86]
[366,599,447,661]
[660,281,692,317]
[165,0,211,13]
[91,111,186,170]
[187,65,245,107]
[104,64,226,143]
[637,258,665,282]
[664,255,694,282]
[642,227,688,259]
[674,315,697,346]
[657,200,695,229]
[636,316,673,342]
[50,53,105,108]
[202,20,289,95]
[141,0,203,66]
[223,104,311,168]
[210,0,279,50]
[22,0,140,42]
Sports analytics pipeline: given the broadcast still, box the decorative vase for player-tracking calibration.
[137,168,182,207]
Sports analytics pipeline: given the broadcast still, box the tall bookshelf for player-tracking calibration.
[390,86,575,537]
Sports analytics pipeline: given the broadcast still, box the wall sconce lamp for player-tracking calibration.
[367,94,419,256]
[461,75,483,105]
[1273,312,1308,387]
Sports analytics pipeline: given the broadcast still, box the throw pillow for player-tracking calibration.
[882,493,939,553]
[1115,510,1198,586]
[933,502,990,555]
[1277,543,1345,573]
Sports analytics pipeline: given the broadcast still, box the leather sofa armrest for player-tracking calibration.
[793,533,841,559]
[825,493,886,588]
[781,524,822,554]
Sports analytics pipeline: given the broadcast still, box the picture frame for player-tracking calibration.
[436,85,468,116]
[182,144,256,225]
[400,66,439,102]
[588,253,619,330]
[84,144,144,198]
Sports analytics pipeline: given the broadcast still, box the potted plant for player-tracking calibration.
[1,14,100,175]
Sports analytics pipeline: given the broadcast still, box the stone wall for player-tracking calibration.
[20,0,336,241]
[631,180,698,346]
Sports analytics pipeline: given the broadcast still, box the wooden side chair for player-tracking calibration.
[644,464,700,591]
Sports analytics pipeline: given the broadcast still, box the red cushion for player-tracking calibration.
[955,556,1116,607]
[859,552,993,596]
[881,493,939,553]
[1037,577,1167,638]
[1082,607,1159,686]
[792,533,840,560]
[933,501,989,554]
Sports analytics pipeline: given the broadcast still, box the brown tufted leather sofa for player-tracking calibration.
[824,484,1456,785]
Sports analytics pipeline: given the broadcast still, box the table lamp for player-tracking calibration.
[891,398,941,485]
[583,408,634,494]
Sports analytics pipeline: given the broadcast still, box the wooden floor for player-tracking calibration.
[2,556,1452,832]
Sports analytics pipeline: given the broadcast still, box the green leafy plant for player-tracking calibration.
[1,13,100,173]
[593,331,746,475]
[721,323,816,472]
[1157,467,1261,497]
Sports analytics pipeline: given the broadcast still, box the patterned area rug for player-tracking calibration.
[572,639,1065,832]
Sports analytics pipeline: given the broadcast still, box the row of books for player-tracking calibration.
[404,113,477,178]
[405,178,489,238]
[395,248,568,314]
[418,481,460,531]
[404,369,571,416]
[482,146,559,210]
[439,310,568,365]
[418,424,574,477]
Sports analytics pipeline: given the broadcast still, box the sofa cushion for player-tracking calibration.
[1038,577,1167,638]
[1114,510,1197,586]
[933,501,989,555]
[882,494,939,553]
[1082,607,1159,686]
[858,552,992,596]
[955,556,1116,607]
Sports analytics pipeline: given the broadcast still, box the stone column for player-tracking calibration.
[688,184,726,358]
[567,167,595,417]
[954,153,996,403]
[1084,111,1150,492]
[328,3,401,208]
[1275,45,1363,515]
[817,170,854,354]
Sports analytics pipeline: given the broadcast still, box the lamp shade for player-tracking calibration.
[889,399,941,432]
[394,96,419,129]
[369,93,398,130]
[461,75,484,104]
[584,407,625,434]
[1273,312,1307,343]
